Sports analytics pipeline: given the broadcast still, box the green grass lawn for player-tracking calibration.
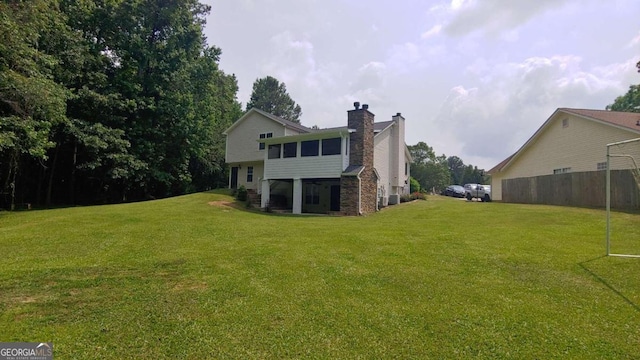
[1,192,639,359]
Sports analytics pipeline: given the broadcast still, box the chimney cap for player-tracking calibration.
[353,102,360,110]
[362,104,369,110]
[396,112,402,116]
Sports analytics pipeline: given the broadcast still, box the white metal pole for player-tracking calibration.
[606,145,611,256]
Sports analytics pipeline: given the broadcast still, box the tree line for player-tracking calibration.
[0,0,242,209]
[408,142,487,193]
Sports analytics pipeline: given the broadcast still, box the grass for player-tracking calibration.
[0,191,639,359]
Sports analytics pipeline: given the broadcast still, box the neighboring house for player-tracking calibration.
[488,108,640,202]
[223,103,412,215]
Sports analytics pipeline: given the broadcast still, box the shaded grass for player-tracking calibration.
[0,192,639,358]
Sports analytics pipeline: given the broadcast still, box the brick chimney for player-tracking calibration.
[348,103,374,169]
[340,102,378,215]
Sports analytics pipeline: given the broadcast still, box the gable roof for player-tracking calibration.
[488,108,640,174]
[223,108,311,135]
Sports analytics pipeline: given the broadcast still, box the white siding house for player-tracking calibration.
[489,108,640,201]
[224,105,412,214]
[223,108,309,192]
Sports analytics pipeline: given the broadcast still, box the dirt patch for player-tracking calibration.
[208,200,234,208]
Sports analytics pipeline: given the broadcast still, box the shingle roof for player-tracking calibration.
[342,165,364,176]
[488,108,640,174]
[374,120,394,132]
[251,108,312,133]
[560,108,640,132]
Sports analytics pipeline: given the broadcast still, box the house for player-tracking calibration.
[488,108,640,205]
[223,103,412,215]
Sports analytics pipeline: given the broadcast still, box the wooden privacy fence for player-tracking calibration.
[502,170,639,210]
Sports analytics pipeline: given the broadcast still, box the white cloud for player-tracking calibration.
[627,31,640,48]
[444,0,571,36]
[429,56,638,169]
[421,24,443,39]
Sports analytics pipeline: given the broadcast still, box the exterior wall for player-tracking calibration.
[491,173,505,201]
[229,161,264,192]
[264,137,346,179]
[265,155,343,179]
[493,113,640,201]
[225,112,302,164]
[340,176,360,215]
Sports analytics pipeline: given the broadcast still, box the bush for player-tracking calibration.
[236,185,248,201]
[409,177,421,193]
[400,192,426,203]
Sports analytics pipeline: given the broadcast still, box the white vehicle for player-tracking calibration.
[464,183,492,202]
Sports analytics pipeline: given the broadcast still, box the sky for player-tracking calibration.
[203,0,639,170]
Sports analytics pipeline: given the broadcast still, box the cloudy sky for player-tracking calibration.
[203,0,639,170]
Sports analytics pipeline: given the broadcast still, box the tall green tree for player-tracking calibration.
[0,0,70,209]
[447,156,465,184]
[246,76,302,123]
[1,0,241,208]
[408,142,450,193]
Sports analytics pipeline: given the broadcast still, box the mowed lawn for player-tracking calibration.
[1,192,639,359]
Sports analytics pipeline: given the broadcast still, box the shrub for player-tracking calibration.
[400,192,426,203]
[236,185,248,201]
[409,177,421,193]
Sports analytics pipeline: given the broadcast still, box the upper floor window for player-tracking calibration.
[562,118,569,128]
[258,132,273,150]
[283,142,297,158]
[268,144,281,159]
[597,162,607,171]
[405,162,408,175]
[247,166,253,182]
[322,138,341,155]
[301,140,319,157]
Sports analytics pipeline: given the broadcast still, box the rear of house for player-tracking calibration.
[224,104,411,215]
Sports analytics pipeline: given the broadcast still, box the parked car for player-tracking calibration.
[442,185,465,198]
[464,183,492,202]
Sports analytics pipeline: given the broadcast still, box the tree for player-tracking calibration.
[246,76,302,122]
[606,61,640,113]
[447,156,465,184]
[408,142,450,193]
[0,0,70,209]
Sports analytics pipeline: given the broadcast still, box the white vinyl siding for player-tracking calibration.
[225,112,303,163]
[374,128,391,196]
[265,154,344,179]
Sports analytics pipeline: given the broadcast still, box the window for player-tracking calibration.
[597,162,607,171]
[268,144,281,159]
[258,133,272,150]
[553,167,571,174]
[305,184,320,205]
[247,166,253,182]
[405,162,408,175]
[322,138,341,155]
[283,142,297,158]
[562,118,569,128]
[301,140,319,157]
